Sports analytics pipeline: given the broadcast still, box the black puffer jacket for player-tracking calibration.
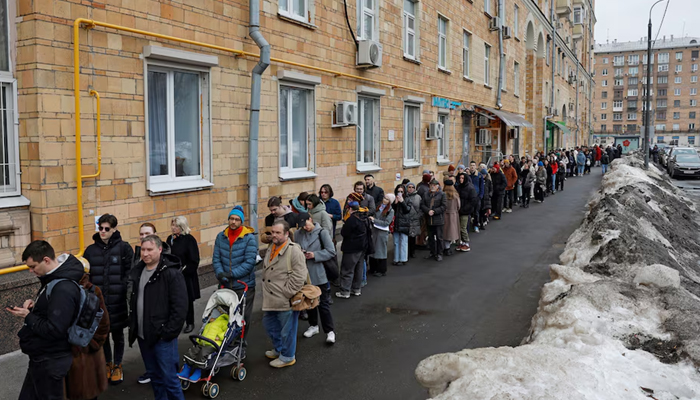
[482,178,493,210]
[491,171,507,194]
[167,233,201,301]
[128,253,187,347]
[420,189,447,226]
[84,231,134,331]
[18,255,83,359]
[341,211,370,254]
[392,199,412,235]
[456,174,478,216]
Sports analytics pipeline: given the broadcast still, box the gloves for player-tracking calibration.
[216,272,229,282]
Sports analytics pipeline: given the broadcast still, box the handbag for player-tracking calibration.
[286,253,321,311]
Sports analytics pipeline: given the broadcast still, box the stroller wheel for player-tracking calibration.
[181,380,191,391]
[202,382,210,397]
[232,366,247,381]
[208,383,220,399]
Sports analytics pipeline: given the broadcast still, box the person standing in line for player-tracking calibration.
[535,162,547,203]
[601,149,610,175]
[480,168,493,230]
[364,174,385,209]
[262,197,299,246]
[441,179,461,256]
[129,235,187,400]
[83,213,134,385]
[420,179,447,262]
[368,193,395,277]
[318,184,342,237]
[468,161,484,233]
[404,182,422,259]
[305,194,333,236]
[502,160,518,213]
[556,158,566,192]
[455,172,477,252]
[167,216,200,334]
[550,157,559,194]
[294,213,337,345]
[416,172,432,247]
[343,181,376,219]
[490,164,507,220]
[261,221,307,368]
[336,202,370,298]
[576,149,586,176]
[10,241,83,400]
[520,161,535,208]
[290,192,310,214]
[392,184,411,265]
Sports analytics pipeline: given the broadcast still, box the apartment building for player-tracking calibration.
[594,36,700,147]
[0,0,595,269]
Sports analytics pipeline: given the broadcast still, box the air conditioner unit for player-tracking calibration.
[692,57,697,61]
[357,40,383,68]
[427,122,444,140]
[489,17,500,31]
[674,71,678,74]
[502,26,512,39]
[552,109,559,117]
[334,101,358,126]
[477,129,492,145]
[477,115,490,127]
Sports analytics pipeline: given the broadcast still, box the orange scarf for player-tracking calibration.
[269,241,288,262]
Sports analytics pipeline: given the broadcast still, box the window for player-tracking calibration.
[693,50,699,58]
[693,76,699,83]
[146,62,212,192]
[692,88,698,96]
[437,16,448,70]
[674,100,681,107]
[0,82,18,197]
[614,79,624,86]
[358,0,378,41]
[658,89,667,96]
[602,68,608,76]
[655,126,665,132]
[484,43,491,86]
[462,30,470,78]
[657,112,666,120]
[642,76,653,84]
[613,113,622,121]
[628,67,638,75]
[658,53,669,63]
[602,80,608,87]
[628,100,637,108]
[613,100,623,108]
[657,99,667,108]
[629,77,638,85]
[279,84,316,176]
[691,112,697,119]
[437,112,450,162]
[0,1,7,72]
[692,100,698,107]
[600,124,607,131]
[672,126,680,134]
[629,55,639,65]
[692,64,698,72]
[689,136,696,144]
[484,0,491,15]
[279,0,311,24]
[627,113,637,120]
[514,61,520,96]
[675,88,681,96]
[613,125,622,133]
[628,89,638,96]
[573,6,583,24]
[676,52,683,61]
[603,57,608,64]
[403,103,421,165]
[658,64,669,72]
[673,112,681,119]
[514,4,519,37]
[357,96,381,169]
[600,114,607,120]
[614,56,624,66]
[690,124,697,131]
[675,77,682,84]
[502,53,507,89]
[403,0,418,59]
[615,68,624,77]
[658,76,668,84]
[601,102,607,109]
[643,54,653,64]
[675,65,682,73]
[602,91,608,98]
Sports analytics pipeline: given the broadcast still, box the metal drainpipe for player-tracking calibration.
[575,41,580,148]
[549,0,556,152]
[248,0,270,233]
[496,0,504,109]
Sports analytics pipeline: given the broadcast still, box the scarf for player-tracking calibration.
[228,226,243,247]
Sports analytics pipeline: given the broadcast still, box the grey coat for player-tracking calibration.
[308,202,333,236]
[371,206,394,259]
[406,192,422,237]
[293,223,336,286]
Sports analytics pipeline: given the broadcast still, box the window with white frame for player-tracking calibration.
[629,77,638,85]
[0,81,18,197]
[403,103,421,166]
[673,124,680,132]
[655,125,666,132]
[403,0,418,59]
[603,57,608,64]
[627,112,637,120]
[693,76,699,83]
[602,68,608,76]
[514,4,519,37]
[484,43,491,86]
[693,64,699,72]
[279,83,316,177]
[438,16,448,70]
[358,0,378,41]
[601,113,607,120]
[628,54,639,65]
[614,79,624,86]
[675,88,681,96]
[573,6,583,24]
[692,99,698,107]
[514,61,520,96]
[658,53,669,63]
[484,0,491,15]
[691,88,698,95]
[658,64,669,72]
[675,77,682,84]
[614,56,624,66]
[628,89,638,96]
[676,64,682,73]
[279,0,311,24]
[437,112,450,163]
[614,68,623,77]
[146,59,213,193]
[613,113,622,121]
[357,96,381,169]
[628,66,638,75]
[601,102,607,109]
[602,80,608,86]
[462,30,471,78]
[658,76,668,84]
[676,52,683,61]
[657,99,667,108]
[673,112,680,119]
[613,100,623,108]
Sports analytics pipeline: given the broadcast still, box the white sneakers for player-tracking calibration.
[303,325,320,338]
[326,331,336,344]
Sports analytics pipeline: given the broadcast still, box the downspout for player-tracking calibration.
[549,0,556,152]
[496,0,505,109]
[248,0,270,233]
[574,41,580,148]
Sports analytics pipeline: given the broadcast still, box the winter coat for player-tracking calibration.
[134,241,171,267]
[323,197,343,235]
[212,226,258,291]
[536,168,547,185]
[392,199,412,235]
[128,253,187,347]
[416,181,431,203]
[420,189,447,226]
[371,206,394,259]
[65,275,110,400]
[491,171,507,194]
[341,211,370,254]
[365,184,385,210]
[503,166,518,191]
[520,168,535,189]
[167,233,201,301]
[308,202,333,236]
[552,161,559,175]
[442,194,461,241]
[601,153,610,165]
[481,178,493,210]
[469,173,485,198]
[84,231,134,331]
[595,146,602,161]
[294,223,336,286]
[261,241,308,312]
[576,152,586,166]
[456,174,478,216]
[18,254,83,359]
[262,208,298,244]
[405,191,422,237]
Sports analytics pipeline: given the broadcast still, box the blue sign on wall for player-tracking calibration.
[432,97,462,110]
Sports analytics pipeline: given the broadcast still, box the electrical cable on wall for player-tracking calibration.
[343,0,359,50]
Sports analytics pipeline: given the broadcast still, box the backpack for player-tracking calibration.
[46,279,104,348]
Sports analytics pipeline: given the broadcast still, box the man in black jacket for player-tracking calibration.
[420,179,447,262]
[490,164,507,220]
[364,174,385,209]
[336,202,370,298]
[129,235,187,400]
[456,173,478,252]
[8,240,82,400]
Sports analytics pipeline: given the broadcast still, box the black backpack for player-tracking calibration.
[46,279,104,348]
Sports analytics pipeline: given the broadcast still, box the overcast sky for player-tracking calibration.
[594,0,700,44]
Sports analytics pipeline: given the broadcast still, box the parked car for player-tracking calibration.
[667,152,700,179]
[666,147,697,175]
[659,145,673,168]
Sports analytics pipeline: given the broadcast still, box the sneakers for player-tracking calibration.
[361,280,367,288]
[106,362,113,380]
[494,216,501,220]
[269,358,296,368]
[463,244,471,252]
[326,331,336,345]
[436,255,443,262]
[110,364,124,385]
[335,292,350,299]
[138,373,151,384]
[351,291,361,296]
[474,226,479,233]
[303,325,320,338]
[265,350,280,359]
[504,208,512,213]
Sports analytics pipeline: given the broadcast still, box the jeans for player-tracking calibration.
[308,284,334,333]
[19,355,72,400]
[504,189,514,209]
[602,164,608,174]
[104,328,125,364]
[578,165,585,175]
[521,190,530,206]
[393,233,408,262]
[262,310,299,363]
[551,175,557,192]
[340,251,364,294]
[138,338,184,400]
[427,225,443,256]
[459,215,470,243]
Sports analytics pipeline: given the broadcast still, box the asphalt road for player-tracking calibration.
[68,173,602,400]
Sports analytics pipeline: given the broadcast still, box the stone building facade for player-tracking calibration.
[0,0,594,267]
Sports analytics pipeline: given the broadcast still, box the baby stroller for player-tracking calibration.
[178,281,249,398]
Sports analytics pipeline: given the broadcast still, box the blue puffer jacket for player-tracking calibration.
[212,227,258,290]
[469,173,484,199]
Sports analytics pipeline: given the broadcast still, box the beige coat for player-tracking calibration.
[262,241,308,312]
[443,195,461,241]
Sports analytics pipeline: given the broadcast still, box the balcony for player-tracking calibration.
[556,0,572,16]
[613,61,625,67]
[613,106,623,112]
[627,95,639,101]
[628,105,638,110]
[657,82,668,88]
[573,24,584,40]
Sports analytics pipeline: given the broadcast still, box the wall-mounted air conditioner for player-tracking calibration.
[489,17,500,31]
[502,26,512,39]
[427,122,444,140]
[357,40,383,68]
[477,115,490,127]
[333,101,358,127]
[476,129,492,145]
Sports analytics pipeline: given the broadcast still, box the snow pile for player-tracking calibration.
[416,154,700,400]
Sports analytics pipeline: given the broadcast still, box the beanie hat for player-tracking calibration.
[493,164,501,172]
[448,164,456,173]
[229,205,245,222]
[538,161,544,167]
[443,179,454,186]
[406,182,416,188]
[480,168,488,175]
[422,173,431,184]
[384,193,396,204]
[457,164,466,170]
[429,179,440,185]
[422,169,430,174]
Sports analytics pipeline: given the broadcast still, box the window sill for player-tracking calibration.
[463,76,473,83]
[514,36,521,42]
[501,89,508,93]
[356,164,382,173]
[484,84,493,89]
[277,13,317,30]
[484,11,493,18]
[0,195,30,209]
[403,161,421,169]
[279,170,318,181]
[404,56,421,65]
[148,179,214,196]
[437,159,451,166]
[514,93,520,98]
[438,67,452,75]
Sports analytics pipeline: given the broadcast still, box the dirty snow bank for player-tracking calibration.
[416,154,700,400]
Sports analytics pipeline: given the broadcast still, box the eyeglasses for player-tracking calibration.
[320,190,328,194]
[98,226,111,232]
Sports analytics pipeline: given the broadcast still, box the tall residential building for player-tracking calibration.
[594,36,700,147]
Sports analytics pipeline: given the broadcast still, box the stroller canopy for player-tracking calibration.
[202,289,243,326]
